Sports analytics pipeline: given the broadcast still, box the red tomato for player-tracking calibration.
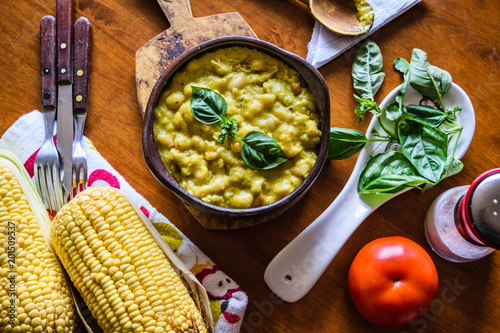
[348,236,439,329]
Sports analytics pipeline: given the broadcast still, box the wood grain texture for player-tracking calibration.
[0,0,499,332]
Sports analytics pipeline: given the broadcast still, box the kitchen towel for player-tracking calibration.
[306,0,421,68]
[0,110,248,332]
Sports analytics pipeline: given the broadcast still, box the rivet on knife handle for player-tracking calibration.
[40,16,57,111]
[73,17,92,114]
[57,0,73,84]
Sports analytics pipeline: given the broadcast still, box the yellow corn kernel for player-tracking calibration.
[51,187,207,333]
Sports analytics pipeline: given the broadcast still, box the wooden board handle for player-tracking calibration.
[57,0,72,84]
[40,15,56,111]
[73,17,92,115]
[157,0,193,27]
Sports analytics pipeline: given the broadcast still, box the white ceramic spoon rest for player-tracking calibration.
[264,83,475,302]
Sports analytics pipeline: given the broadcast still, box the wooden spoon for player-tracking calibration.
[295,0,374,36]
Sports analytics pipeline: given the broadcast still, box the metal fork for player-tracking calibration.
[34,15,64,213]
[71,17,92,195]
[72,114,87,195]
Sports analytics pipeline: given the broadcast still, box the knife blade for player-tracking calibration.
[56,0,73,199]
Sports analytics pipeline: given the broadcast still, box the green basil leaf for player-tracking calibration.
[404,104,447,127]
[394,56,410,100]
[394,57,410,77]
[329,127,370,142]
[398,120,448,183]
[218,117,238,142]
[386,57,411,122]
[240,131,288,170]
[443,158,464,179]
[358,151,432,194]
[409,49,452,101]
[352,41,385,99]
[190,86,227,124]
[385,100,402,123]
[361,174,433,194]
[422,158,463,192]
[327,128,369,160]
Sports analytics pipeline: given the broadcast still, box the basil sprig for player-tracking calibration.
[352,41,396,138]
[329,41,463,194]
[190,86,287,170]
[352,41,385,121]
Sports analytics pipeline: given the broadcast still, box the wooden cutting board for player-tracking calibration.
[136,0,260,229]
[135,0,257,116]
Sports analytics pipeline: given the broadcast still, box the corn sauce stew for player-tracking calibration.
[153,47,321,209]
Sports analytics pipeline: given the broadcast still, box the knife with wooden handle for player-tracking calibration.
[56,0,73,199]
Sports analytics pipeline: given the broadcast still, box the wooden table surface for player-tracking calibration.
[1,0,499,332]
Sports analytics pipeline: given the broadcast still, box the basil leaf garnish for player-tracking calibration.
[240,131,288,170]
[189,87,288,169]
[190,86,227,124]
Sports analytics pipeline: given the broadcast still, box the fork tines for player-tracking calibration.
[71,17,92,196]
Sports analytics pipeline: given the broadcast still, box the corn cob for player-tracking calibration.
[0,152,77,332]
[51,187,208,333]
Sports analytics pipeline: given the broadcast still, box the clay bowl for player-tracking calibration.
[142,36,330,229]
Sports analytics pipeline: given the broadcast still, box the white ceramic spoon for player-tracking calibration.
[264,83,475,302]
